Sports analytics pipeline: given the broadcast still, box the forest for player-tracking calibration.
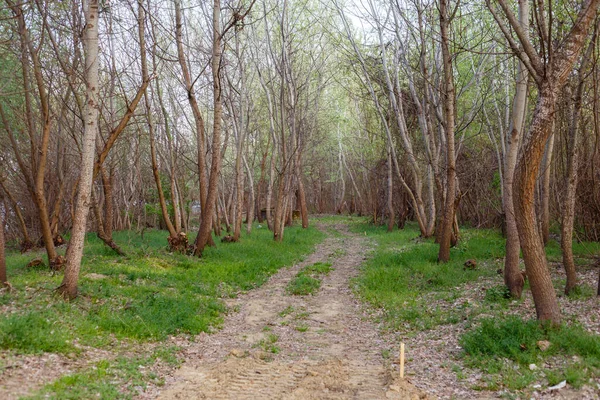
[0,0,600,398]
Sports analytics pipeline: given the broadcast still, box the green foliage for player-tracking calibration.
[287,261,333,296]
[0,312,73,354]
[287,274,321,296]
[461,316,600,389]
[484,284,512,303]
[0,224,325,352]
[352,221,503,330]
[26,346,181,400]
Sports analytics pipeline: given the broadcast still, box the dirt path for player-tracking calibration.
[146,222,427,400]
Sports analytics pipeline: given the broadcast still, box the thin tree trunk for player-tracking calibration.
[387,147,395,232]
[562,30,596,294]
[194,0,223,256]
[437,0,457,263]
[0,179,32,249]
[540,130,555,245]
[0,201,7,286]
[174,0,209,223]
[139,1,177,241]
[243,154,255,234]
[503,0,529,298]
[58,0,100,299]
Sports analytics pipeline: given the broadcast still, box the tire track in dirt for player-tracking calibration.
[147,222,427,400]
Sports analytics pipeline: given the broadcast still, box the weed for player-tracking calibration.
[1,225,324,353]
[286,261,332,296]
[461,316,600,389]
[26,346,180,399]
[278,305,294,318]
[295,324,309,332]
[484,284,511,303]
[256,333,280,354]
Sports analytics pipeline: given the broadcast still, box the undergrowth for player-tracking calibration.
[0,224,324,396]
[461,316,600,390]
[287,261,333,296]
[351,216,600,395]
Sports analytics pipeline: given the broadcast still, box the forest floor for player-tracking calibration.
[143,221,426,399]
[2,217,600,399]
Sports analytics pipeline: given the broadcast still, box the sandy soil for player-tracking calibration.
[143,223,427,400]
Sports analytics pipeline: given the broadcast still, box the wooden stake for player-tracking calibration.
[399,342,405,379]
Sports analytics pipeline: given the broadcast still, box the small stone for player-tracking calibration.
[548,380,566,391]
[229,348,246,358]
[537,340,551,352]
[389,385,400,392]
[529,363,537,370]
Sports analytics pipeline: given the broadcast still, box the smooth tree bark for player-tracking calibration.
[437,0,457,263]
[502,0,529,298]
[488,0,600,323]
[539,130,555,245]
[58,0,100,299]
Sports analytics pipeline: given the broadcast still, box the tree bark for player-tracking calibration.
[194,0,223,256]
[387,147,395,232]
[562,30,596,295]
[540,130,555,245]
[437,0,457,263]
[58,0,100,299]
[503,0,529,299]
[0,201,7,287]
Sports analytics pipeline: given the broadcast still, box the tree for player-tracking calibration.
[487,0,600,323]
[437,0,458,263]
[502,0,529,298]
[0,198,7,288]
[562,25,598,295]
[58,0,101,299]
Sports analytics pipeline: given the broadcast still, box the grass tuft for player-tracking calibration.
[287,261,333,296]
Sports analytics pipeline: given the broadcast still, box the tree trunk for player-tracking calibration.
[244,154,255,234]
[437,0,457,263]
[139,0,177,241]
[540,130,555,245]
[387,147,395,232]
[174,0,209,225]
[503,0,529,298]
[58,0,100,299]
[514,83,562,323]
[194,0,223,256]
[0,179,32,250]
[0,201,7,287]
[562,30,595,295]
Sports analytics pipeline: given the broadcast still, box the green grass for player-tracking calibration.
[352,216,600,394]
[287,261,333,296]
[0,225,323,351]
[352,221,504,330]
[256,333,280,354]
[352,220,600,331]
[25,346,181,400]
[461,316,600,390]
[1,224,324,397]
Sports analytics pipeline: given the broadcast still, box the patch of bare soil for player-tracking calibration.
[142,223,428,400]
[397,263,600,399]
[0,346,115,400]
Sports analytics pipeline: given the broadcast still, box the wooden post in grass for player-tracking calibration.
[399,342,405,379]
